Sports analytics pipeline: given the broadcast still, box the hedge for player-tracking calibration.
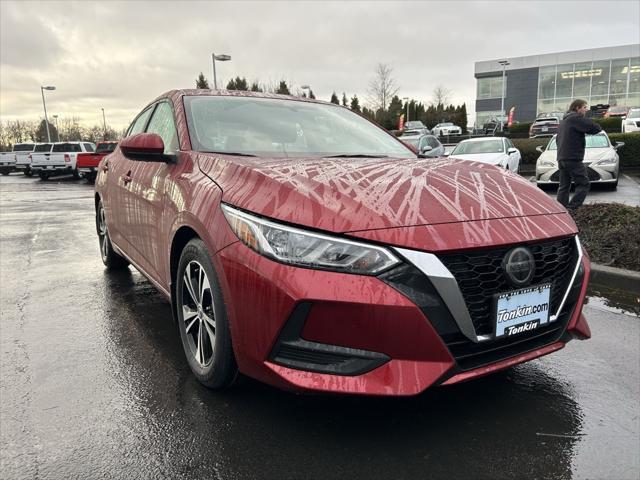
[513,132,640,167]
[594,117,623,133]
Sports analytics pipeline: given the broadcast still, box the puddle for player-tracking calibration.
[586,283,640,317]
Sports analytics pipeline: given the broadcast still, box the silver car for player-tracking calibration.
[400,134,445,157]
[535,132,624,190]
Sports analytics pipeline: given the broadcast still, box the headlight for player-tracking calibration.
[594,156,618,166]
[221,204,400,275]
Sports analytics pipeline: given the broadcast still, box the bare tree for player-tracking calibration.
[431,85,452,107]
[367,63,399,111]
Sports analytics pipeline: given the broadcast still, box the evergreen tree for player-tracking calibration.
[308,90,316,99]
[34,119,56,142]
[330,92,339,104]
[250,82,262,92]
[342,92,348,107]
[350,95,361,113]
[387,95,404,130]
[276,80,291,95]
[231,77,248,91]
[196,72,210,89]
[226,78,237,90]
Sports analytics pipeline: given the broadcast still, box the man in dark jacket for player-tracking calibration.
[555,99,602,209]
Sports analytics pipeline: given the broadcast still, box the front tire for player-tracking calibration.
[176,238,237,389]
[96,200,129,270]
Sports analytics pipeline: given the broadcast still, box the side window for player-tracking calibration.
[146,102,179,153]
[83,143,95,152]
[127,107,154,136]
[428,137,439,148]
[419,137,429,150]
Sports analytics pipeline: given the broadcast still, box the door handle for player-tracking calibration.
[101,160,109,172]
[122,171,132,185]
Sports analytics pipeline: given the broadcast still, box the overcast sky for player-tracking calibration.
[1,0,639,129]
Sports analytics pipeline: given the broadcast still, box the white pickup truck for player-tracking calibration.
[0,150,16,175]
[1,143,38,175]
[13,143,39,176]
[31,141,96,180]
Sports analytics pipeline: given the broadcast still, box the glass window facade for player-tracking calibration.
[477,76,505,100]
[536,57,639,114]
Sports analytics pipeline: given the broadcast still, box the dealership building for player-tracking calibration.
[474,44,640,125]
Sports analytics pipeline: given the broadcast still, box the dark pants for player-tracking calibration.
[556,160,590,209]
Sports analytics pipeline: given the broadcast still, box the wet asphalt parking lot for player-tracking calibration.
[1,172,639,480]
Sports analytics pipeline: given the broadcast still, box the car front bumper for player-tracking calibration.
[214,231,591,396]
[536,163,619,184]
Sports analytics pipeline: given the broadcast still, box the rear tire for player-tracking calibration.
[176,238,237,389]
[24,167,33,177]
[96,200,129,270]
[73,168,81,179]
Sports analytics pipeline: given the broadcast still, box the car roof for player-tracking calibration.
[458,136,505,143]
[155,89,336,107]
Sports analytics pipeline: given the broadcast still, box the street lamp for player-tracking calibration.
[300,84,311,98]
[498,60,510,132]
[52,115,60,141]
[403,97,409,123]
[101,108,107,139]
[40,85,56,142]
[211,53,231,89]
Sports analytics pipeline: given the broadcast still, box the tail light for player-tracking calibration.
[64,154,71,163]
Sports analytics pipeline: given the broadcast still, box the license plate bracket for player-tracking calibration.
[494,284,552,338]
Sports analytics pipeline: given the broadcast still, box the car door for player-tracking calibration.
[105,106,154,257]
[505,138,520,171]
[127,101,179,283]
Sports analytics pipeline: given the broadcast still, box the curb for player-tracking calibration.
[589,263,640,293]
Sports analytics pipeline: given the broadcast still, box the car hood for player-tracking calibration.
[539,148,614,163]
[197,154,566,234]
[448,153,505,165]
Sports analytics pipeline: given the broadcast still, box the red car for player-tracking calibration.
[95,90,591,396]
[77,141,118,182]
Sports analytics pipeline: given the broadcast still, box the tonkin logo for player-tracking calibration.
[502,247,535,286]
[505,320,540,336]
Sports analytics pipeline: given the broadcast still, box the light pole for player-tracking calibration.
[101,108,107,139]
[498,60,510,132]
[300,84,311,98]
[40,85,56,142]
[52,115,60,141]
[211,53,231,89]
[403,97,409,123]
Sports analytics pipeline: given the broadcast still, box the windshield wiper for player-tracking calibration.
[323,154,388,158]
[203,150,257,157]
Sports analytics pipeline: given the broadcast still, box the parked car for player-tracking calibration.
[448,136,521,172]
[26,143,53,176]
[404,120,428,131]
[621,107,640,133]
[482,116,507,134]
[432,122,462,136]
[95,89,591,396]
[401,134,444,157]
[77,141,118,182]
[604,105,628,118]
[31,141,96,180]
[0,151,16,175]
[535,132,623,190]
[13,143,39,176]
[586,104,609,118]
[529,112,564,138]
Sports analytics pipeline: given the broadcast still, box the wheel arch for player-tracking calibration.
[169,226,201,323]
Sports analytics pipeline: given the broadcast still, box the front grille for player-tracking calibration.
[438,237,578,337]
[586,167,601,181]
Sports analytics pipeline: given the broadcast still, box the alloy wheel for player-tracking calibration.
[181,261,216,367]
[98,206,109,262]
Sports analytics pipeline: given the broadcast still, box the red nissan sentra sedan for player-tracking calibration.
[95,90,591,396]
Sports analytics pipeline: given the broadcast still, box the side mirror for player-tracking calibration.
[614,142,625,150]
[120,133,176,163]
[536,146,545,153]
[418,145,433,158]
[507,147,518,155]
[444,151,451,157]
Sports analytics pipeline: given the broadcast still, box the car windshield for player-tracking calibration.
[609,106,627,113]
[52,143,82,153]
[400,130,422,137]
[96,143,117,154]
[451,139,504,155]
[14,144,35,152]
[402,137,420,147]
[627,108,640,119]
[184,96,414,158]
[439,123,453,127]
[546,134,610,150]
